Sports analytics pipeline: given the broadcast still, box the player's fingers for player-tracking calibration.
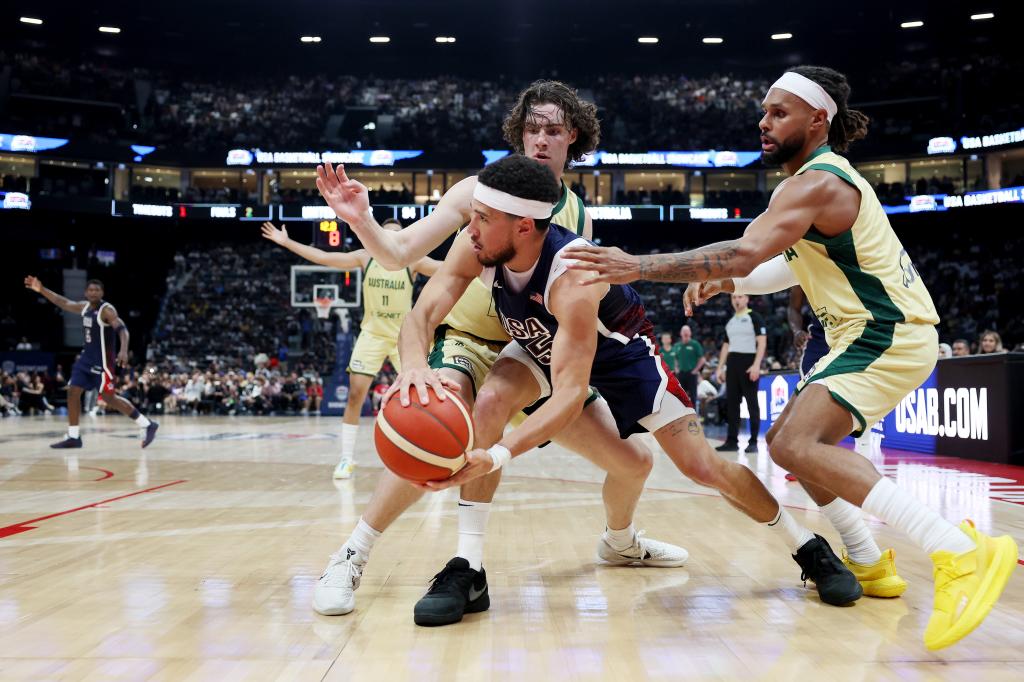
[397,380,412,407]
[336,164,349,183]
[437,375,462,392]
[425,374,447,400]
[323,162,336,185]
[413,377,430,405]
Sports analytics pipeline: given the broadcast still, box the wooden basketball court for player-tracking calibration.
[1,415,1022,681]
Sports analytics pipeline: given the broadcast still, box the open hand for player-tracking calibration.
[562,245,641,285]
[383,367,462,407]
[315,162,371,225]
[260,222,289,245]
[24,275,42,292]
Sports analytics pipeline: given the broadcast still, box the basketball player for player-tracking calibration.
[688,272,908,599]
[395,154,854,620]
[23,276,158,449]
[311,82,688,625]
[561,66,1018,649]
[261,219,439,478]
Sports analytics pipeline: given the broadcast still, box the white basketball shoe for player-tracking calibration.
[313,547,365,615]
[597,530,689,567]
[333,457,355,479]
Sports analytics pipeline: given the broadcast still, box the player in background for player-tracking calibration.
[24,276,158,449]
[261,219,439,478]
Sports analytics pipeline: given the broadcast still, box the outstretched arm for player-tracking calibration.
[564,172,844,284]
[23,276,85,314]
[260,222,369,269]
[386,231,483,407]
[316,163,476,269]
[411,256,443,278]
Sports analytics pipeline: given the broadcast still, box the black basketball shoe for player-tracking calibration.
[792,534,863,605]
[413,557,489,626]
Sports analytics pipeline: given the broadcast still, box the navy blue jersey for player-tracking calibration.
[800,317,830,378]
[484,224,691,437]
[79,301,117,372]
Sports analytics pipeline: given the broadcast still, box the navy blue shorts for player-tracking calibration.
[500,341,694,439]
[70,361,113,392]
[801,334,830,377]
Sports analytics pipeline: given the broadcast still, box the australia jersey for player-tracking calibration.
[783,146,939,347]
[482,225,691,437]
[360,258,414,338]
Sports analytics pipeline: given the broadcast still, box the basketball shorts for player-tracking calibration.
[797,321,937,436]
[497,341,694,439]
[348,331,401,377]
[70,359,114,393]
[427,325,508,396]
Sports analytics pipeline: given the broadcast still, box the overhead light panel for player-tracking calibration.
[98,26,121,34]
[300,36,321,43]
[20,17,43,25]
[771,33,792,40]
[435,36,456,43]
[369,36,390,43]
[702,37,724,44]
[970,12,994,20]
[900,20,924,28]
[637,37,659,44]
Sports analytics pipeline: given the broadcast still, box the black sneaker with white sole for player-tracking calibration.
[413,557,489,626]
[792,534,863,606]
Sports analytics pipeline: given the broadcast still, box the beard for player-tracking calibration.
[761,131,806,165]
[476,241,517,268]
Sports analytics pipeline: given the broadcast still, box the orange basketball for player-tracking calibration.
[374,387,474,483]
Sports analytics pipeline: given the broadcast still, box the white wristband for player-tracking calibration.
[487,444,512,472]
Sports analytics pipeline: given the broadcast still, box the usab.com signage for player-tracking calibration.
[227,149,423,167]
[750,355,1022,463]
[481,149,761,168]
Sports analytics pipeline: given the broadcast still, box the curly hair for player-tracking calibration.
[502,80,601,167]
[787,66,870,153]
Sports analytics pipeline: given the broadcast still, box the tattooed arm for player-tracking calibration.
[565,172,853,284]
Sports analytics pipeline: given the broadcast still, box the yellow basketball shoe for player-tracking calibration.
[841,548,908,598]
[924,520,1019,651]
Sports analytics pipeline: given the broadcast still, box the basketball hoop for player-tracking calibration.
[314,297,333,319]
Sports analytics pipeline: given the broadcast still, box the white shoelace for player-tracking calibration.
[321,552,364,588]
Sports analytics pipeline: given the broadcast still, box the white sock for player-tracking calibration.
[341,423,359,461]
[862,477,974,555]
[820,497,881,565]
[342,518,381,562]
[768,506,816,553]
[456,498,491,571]
[604,523,637,552]
[68,425,80,439]
[134,414,151,427]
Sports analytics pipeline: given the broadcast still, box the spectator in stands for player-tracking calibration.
[938,343,953,359]
[952,339,971,357]
[978,330,1006,354]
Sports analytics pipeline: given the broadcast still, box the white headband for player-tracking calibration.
[473,181,554,220]
[768,72,838,123]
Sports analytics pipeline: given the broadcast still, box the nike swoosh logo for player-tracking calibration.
[468,584,486,601]
[493,282,502,288]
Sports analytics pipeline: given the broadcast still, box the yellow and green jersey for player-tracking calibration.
[442,179,587,342]
[360,258,414,337]
[783,146,938,350]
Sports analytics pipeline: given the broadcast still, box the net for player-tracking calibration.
[314,297,333,319]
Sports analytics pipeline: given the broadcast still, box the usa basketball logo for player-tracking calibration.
[770,375,790,419]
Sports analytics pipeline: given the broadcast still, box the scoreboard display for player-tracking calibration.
[313,220,345,250]
[278,203,424,223]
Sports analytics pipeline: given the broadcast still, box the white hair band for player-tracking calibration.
[768,72,838,123]
[473,181,554,220]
